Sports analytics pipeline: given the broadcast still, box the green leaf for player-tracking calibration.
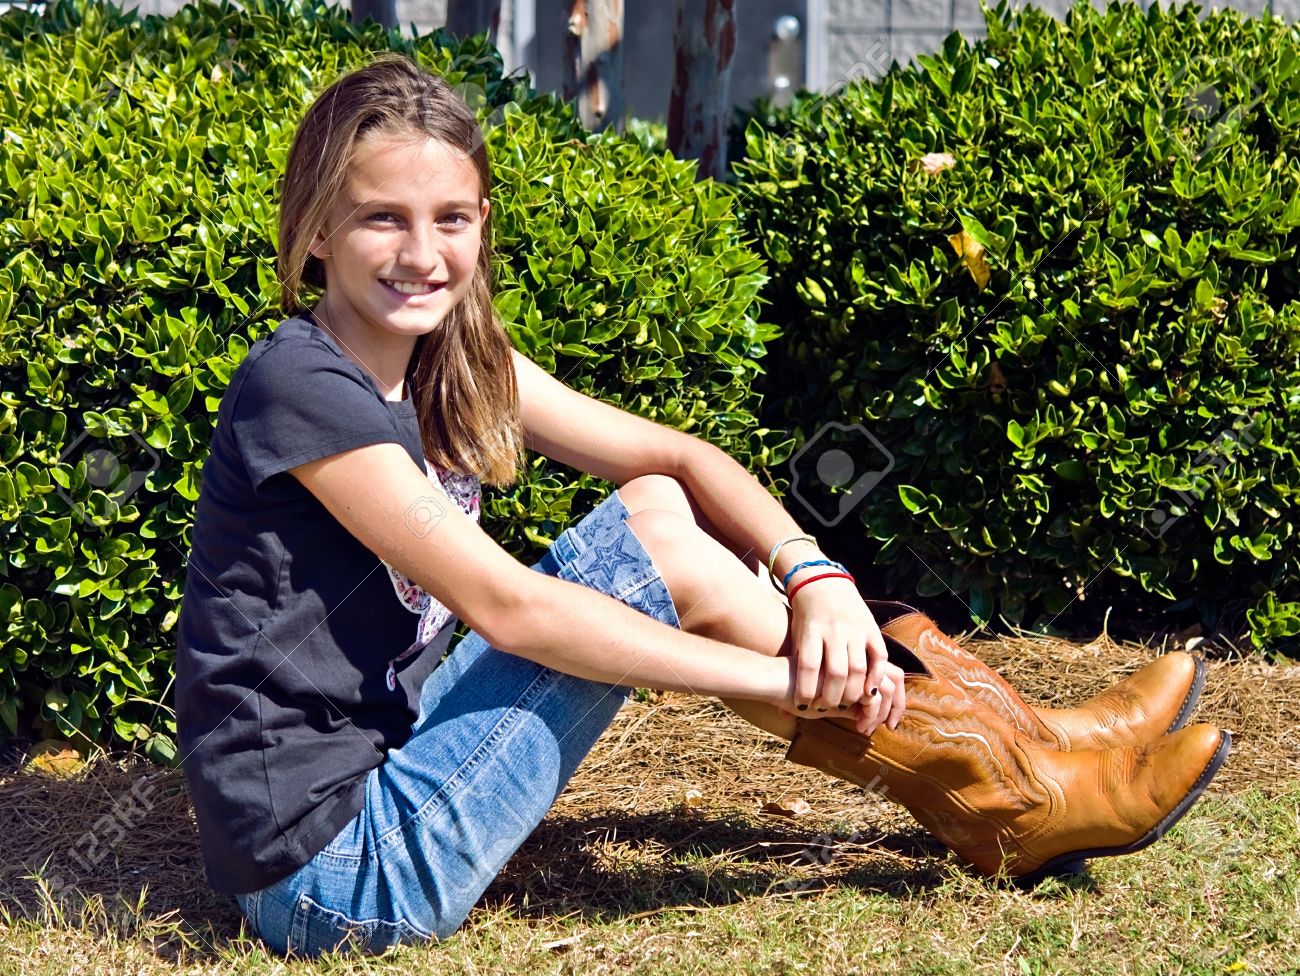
[801,278,828,306]
[899,485,930,514]
[144,733,177,765]
[166,375,195,414]
[957,212,1006,259]
[915,53,951,97]
[27,361,51,393]
[1053,460,1087,481]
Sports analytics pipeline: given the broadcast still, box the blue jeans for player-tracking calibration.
[233,488,681,957]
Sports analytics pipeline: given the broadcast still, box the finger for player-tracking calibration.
[844,636,869,705]
[865,675,896,735]
[863,612,887,680]
[795,632,824,709]
[856,686,886,734]
[856,657,886,731]
[853,700,868,734]
[854,700,877,735]
[818,635,849,710]
[856,676,886,734]
[885,666,908,730]
[863,629,888,706]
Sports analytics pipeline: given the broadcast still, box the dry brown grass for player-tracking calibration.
[1,630,1297,970]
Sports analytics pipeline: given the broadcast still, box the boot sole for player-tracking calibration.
[1164,654,1208,735]
[1010,728,1232,888]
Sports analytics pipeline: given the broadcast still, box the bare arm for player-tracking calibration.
[671,437,826,588]
[513,349,828,590]
[510,347,902,727]
[672,436,904,728]
[290,443,794,705]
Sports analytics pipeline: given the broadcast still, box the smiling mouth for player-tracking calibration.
[383,279,446,296]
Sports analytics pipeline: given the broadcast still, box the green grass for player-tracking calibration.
[2,786,1296,976]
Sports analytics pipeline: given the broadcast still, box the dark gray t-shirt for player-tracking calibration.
[176,314,461,894]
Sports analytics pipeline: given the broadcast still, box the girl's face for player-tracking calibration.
[310,131,489,341]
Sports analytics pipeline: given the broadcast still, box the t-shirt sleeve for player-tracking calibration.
[229,339,406,492]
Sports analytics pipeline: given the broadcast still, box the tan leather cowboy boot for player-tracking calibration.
[786,636,1231,883]
[864,600,1206,752]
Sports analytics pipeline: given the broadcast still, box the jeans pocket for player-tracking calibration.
[235,889,259,935]
[288,892,425,958]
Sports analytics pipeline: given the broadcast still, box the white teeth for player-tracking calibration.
[385,280,442,295]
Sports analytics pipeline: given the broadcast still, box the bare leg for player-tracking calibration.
[617,478,801,740]
[618,475,774,584]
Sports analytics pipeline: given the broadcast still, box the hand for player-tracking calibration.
[848,660,906,735]
[776,658,908,736]
[781,575,907,734]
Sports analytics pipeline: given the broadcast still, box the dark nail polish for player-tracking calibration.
[870,687,879,697]
[796,704,808,712]
[816,707,828,713]
[837,705,849,711]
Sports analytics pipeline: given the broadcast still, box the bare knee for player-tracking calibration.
[618,473,695,520]
[619,473,757,569]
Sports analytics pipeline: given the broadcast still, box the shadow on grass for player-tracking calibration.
[480,809,952,922]
[0,756,958,961]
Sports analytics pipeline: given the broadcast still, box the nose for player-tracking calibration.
[397,219,441,276]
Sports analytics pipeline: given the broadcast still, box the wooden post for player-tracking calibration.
[562,0,625,133]
[351,0,396,30]
[667,0,737,182]
[446,0,504,43]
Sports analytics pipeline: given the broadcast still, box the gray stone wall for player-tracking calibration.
[394,0,446,32]
[825,0,1281,86]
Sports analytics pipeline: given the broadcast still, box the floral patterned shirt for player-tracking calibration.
[381,459,482,690]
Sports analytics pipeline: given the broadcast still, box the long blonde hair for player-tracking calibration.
[277,52,523,487]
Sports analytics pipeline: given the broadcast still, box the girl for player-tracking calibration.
[176,52,1228,959]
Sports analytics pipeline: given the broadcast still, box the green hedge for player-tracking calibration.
[733,0,1300,651]
[0,0,786,756]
